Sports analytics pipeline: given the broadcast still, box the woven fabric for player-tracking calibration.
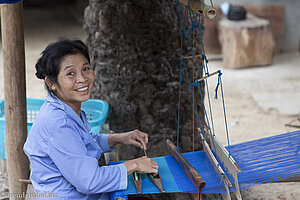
[0,0,22,4]
[110,130,300,196]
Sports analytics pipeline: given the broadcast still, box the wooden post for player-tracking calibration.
[1,2,30,199]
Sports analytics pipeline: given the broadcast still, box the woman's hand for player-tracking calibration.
[108,129,148,150]
[119,129,148,150]
[123,156,159,175]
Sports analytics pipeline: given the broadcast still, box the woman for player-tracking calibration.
[24,39,158,200]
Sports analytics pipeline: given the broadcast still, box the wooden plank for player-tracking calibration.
[275,176,300,183]
[198,128,242,199]
[200,135,232,199]
[200,135,231,187]
[1,2,29,199]
[209,135,242,200]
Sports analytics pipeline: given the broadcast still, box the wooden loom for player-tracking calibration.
[164,71,243,200]
[164,1,300,199]
[110,1,300,199]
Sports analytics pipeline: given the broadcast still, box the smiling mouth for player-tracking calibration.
[75,86,88,92]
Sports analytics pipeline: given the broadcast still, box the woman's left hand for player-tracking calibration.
[119,129,148,150]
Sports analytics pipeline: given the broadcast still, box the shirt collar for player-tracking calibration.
[46,93,91,133]
[46,93,65,110]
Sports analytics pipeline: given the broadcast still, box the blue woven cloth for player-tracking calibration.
[0,0,22,4]
[110,130,300,197]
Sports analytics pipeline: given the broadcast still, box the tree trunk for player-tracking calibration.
[84,1,205,198]
[85,0,203,159]
[84,0,205,158]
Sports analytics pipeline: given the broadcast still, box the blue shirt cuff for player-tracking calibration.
[118,164,128,190]
[98,134,114,152]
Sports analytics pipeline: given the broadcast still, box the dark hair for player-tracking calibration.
[35,39,90,93]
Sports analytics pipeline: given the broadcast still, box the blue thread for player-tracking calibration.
[177,0,183,149]
[215,71,222,99]
[176,146,182,152]
[177,0,233,173]
[219,74,232,155]
[192,10,195,167]
[201,54,208,63]
[190,82,198,87]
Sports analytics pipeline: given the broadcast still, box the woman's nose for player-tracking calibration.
[76,71,86,82]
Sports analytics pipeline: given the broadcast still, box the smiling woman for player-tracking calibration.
[23,39,158,200]
[46,53,94,116]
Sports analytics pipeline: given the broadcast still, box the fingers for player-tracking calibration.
[120,130,149,150]
[130,139,145,150]
[132,130,148,150]
[149,160,159,175]
[152,164,159,175]
[135,156,159,174]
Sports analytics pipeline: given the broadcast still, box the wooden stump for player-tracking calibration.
[218,14,275,69]
[244,5,285,53]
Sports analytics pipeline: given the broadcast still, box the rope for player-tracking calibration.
[177,0,234,181]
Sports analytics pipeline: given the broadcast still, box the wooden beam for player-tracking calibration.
[275,176,300,183]
[179,0,217,19]
[208,133,242,200]
[187,192,201,200]
[19,179,31,184]
[1,2,29,199]
[166,139,205,199]
[199,133,232,199]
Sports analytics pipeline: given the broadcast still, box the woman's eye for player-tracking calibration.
[67,71,74,76]
[83,66,91,71]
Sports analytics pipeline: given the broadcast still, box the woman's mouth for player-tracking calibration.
[75,86,88,92]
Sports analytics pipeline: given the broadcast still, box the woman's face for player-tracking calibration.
[53,53,94,109]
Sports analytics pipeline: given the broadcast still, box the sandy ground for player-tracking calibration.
[0,5,300,200]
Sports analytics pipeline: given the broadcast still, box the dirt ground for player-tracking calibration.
[0,4,300,200]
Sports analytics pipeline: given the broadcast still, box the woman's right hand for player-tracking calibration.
[123,156,159,176]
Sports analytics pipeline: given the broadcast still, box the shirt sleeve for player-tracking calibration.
[90,133,115,153]
[47,118,127,194]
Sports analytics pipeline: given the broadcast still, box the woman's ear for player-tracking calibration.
[45,77,55,91]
